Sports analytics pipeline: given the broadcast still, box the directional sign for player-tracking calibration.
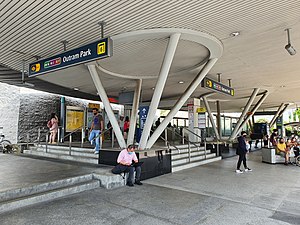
[201,77,234,96]
[29,37,113,77]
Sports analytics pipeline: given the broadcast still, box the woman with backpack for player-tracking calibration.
[48,113,59,144]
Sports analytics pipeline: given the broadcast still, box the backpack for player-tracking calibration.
[47,120,52,128]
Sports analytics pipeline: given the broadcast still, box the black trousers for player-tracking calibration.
[237,152,247,170]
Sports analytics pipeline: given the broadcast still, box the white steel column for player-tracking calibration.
[202,96,221,140]
[87,63,127,148]
[234,91,269,139]
[146,58,219,149]
[229,88,260,140]
[139,33,181,150]
[127,79,142,146]
[269,103,285,127]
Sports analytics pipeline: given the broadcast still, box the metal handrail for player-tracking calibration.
[63,126,86,139]
[166,127,199,149]
[150,128,180,153]
[184,128,203,140]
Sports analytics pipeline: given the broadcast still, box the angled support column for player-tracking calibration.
[270,103,289,128]
[202,96,221,141]
[269,103,285,127]
[146,58,219,149]
[127,79,142,146]
[87,63,126,149]
[139,33,181,150]
[234,91,269,139]
[229,88,260,141]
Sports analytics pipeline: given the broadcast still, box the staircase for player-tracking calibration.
[0,174,100,214]
[23,144,98,164]
[170,144,221,172]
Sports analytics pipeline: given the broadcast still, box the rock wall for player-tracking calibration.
[0,83,20,144]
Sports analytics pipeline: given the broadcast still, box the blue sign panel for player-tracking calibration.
[139,106,149,131]
[29,37,113,77]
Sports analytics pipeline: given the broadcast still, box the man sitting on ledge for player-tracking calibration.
[111,145,143,187]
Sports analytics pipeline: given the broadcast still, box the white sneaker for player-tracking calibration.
[94,151,99,154]
[235,169,243,174]
[245,168,252,172]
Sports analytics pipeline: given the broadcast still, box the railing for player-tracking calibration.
[184,127,207,159]
[165,127,202,162]
[151,128,180,154]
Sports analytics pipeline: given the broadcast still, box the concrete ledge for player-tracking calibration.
[93,172,126,189]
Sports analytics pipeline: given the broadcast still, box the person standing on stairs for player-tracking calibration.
[89,108,104,154]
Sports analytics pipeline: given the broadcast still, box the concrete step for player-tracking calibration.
[171,149,212,160]
[0,174,93,202]
[0,180,100,214]
[172,156,222,173]
[36,144,94,152]
[23,150,98,164]
[172,153,216,166]
[33,147,98,159]
[170,146,205,154]
[169,144,203,150]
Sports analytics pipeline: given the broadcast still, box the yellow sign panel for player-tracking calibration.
[88,103,100,109]
[97,42,106,55]
[31,63,40,72]
[66,110,84,132]
[197,107,207,113]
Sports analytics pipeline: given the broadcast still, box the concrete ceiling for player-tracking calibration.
[1,0,300,112]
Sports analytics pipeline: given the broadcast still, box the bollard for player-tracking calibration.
[46,134,48,153]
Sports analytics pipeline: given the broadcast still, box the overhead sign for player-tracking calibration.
[201,77,234,96]
[29,37,113,77]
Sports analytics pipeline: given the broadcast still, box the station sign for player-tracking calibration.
[201,77,234,96]
[29,37,113,77]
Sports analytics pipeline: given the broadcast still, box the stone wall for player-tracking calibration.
[18,90,60,142]
[0,83,20,144]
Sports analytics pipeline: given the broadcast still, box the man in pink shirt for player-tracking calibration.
[112,145,143,187]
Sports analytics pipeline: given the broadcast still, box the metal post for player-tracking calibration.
[216,100,222,138]
[26,133,29,149]
[204,140,207,159]
[69,135,72,155]
[127,79,142,145]
[188,141,191,163]
[60,97,65,143]
[98,21,106,38]
[139,33,181,150]
[57,128,60,146]
[229,88,260,140]
[146,58,219,149]
[46,134,48,153]
[235,91,269,137]
[165,129,168,146]
[87,63,126,148]
[182,128,185,145]
[37,128,41,144]
[217,141,220,157]
[202,96,221,140]
[81,127,84,147]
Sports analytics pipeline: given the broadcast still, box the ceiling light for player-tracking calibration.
[279,85,285,88]
[285,29,296,55]
[73,87,79,91]
[178,81,184,84]
[151,87,155,90]
[230,31,240,37]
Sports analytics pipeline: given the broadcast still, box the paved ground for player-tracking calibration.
[0,154,111,192]
[0,151,299,225]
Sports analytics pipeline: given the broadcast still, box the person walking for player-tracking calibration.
[236,131,252,173]
[89,108,104,154]
[123,116,130,141]
[48,113,59,144]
